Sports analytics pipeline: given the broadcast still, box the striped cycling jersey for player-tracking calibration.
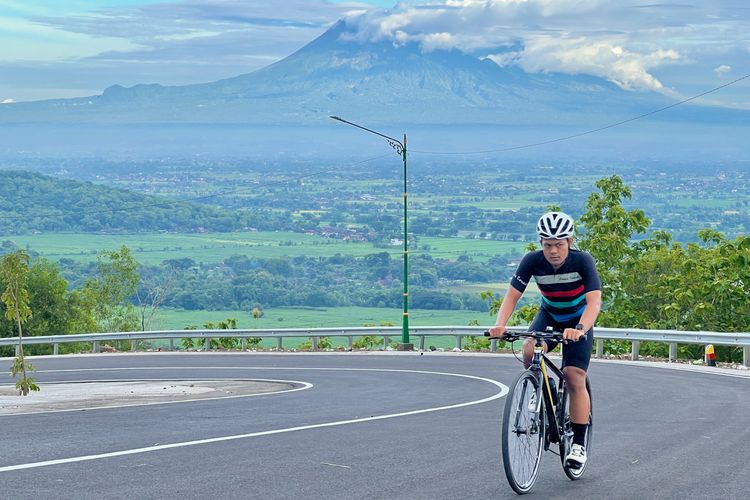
[509,249,601,323]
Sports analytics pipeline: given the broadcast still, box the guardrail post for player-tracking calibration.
[631,341,640,361]
[455,335,462,350]
[669,343,677,362]
[596,339,603,358]
[93,341,100,353]
[131,340,137,352]
[383,336,390,349]
[169,339,174,352]
[204,338,210,351]
[15,344,19,356]
[241,338,247,351]
[311,337,318,351]
[53,343,59,355]
[348,336,353,350]
[277,337,283,351]
[744,346,750,368]
[418,335,425,351]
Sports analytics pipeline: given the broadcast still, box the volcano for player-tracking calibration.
[0,20,744,127]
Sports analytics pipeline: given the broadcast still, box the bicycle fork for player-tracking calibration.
[533,357,564,447]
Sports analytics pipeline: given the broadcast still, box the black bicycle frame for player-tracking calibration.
[529,346,565,446]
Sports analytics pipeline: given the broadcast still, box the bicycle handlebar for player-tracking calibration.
[483,329,587,343]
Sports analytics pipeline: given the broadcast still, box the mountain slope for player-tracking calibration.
[0,171,259,235]
[0,20,744,126]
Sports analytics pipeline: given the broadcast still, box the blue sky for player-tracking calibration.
[0,1,747,107]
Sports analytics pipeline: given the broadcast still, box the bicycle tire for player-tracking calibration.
[559,376,593,480]
[502,371,546,494]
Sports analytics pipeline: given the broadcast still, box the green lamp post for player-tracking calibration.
[330,116,413,350]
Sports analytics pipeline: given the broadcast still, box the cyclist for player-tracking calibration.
[488,211,601,469]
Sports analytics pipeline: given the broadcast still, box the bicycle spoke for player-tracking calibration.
[502,372,544,493]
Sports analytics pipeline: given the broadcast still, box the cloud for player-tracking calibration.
[4,0,748,103]
[714,64,732,75]
[1,0,371,100]
[503,37,680,91]
[27,1,363,64]
[0,2,328,100]
[339,0,748,93]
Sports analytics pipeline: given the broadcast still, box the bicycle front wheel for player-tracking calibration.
[502,371,545,494]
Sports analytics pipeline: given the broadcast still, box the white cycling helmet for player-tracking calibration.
[536,211,575,239]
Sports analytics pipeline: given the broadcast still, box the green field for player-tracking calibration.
[146,306,492,350]
[152,306,490,330]
[417,237,522,260]
[444,281,539,296]
[8,231,525,264]
[667,195,746,210]
[451,198,543,210]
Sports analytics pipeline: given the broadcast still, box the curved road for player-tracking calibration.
[1,352,748,499]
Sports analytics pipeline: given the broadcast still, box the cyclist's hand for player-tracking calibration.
[487,325,506,338]
[563,327,585,342]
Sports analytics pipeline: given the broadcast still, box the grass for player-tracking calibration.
[152,306,490,330]
[144,306,492,350]
[443,281,540,296]
[8,231,526,265]
[450,198,543,210]
[6,231,393,264]
[417,237,523,260]
[667,196,746,210]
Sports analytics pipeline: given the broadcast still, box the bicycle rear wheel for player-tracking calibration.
[502,371,545,494]
[559,376,593,480]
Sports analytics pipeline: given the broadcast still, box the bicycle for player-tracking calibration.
[484,327,593,494]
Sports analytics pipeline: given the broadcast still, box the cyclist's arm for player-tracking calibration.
[488,286,523,337]
[562,290,602,341]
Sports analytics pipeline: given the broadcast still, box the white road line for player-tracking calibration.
[0,367,507,473]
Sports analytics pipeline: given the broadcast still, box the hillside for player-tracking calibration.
[1,21,744,128]
[0,170,260,235]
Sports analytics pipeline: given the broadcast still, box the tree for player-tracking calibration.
[0,259,96,346]
[577,175,650,311]
[576,176,749,362]
[83,246,140,333]
[136,267,176,331]
[0,250,39,395]
[613,231,750,361]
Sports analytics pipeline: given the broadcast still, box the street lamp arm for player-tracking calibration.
[329,114,412,350]
[329,116,404,154]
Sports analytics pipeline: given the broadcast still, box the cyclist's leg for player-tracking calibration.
[563,366,590,426]
[562,328,594,437]
[523,309,557,368]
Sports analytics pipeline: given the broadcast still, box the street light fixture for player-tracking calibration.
[330,116,413,351]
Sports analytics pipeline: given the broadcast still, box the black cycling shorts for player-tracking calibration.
[529,307,594,371]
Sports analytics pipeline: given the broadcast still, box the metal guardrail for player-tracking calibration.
[0,326,748,367]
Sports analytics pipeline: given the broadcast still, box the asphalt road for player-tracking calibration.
[0,352,748,500]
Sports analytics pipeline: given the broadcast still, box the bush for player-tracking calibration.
[299,336,333,350]
[463,335,489,351]
[353,335,383,350]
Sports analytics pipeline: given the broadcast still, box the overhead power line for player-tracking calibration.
[3,74,747,223]
[410,73,750,156]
